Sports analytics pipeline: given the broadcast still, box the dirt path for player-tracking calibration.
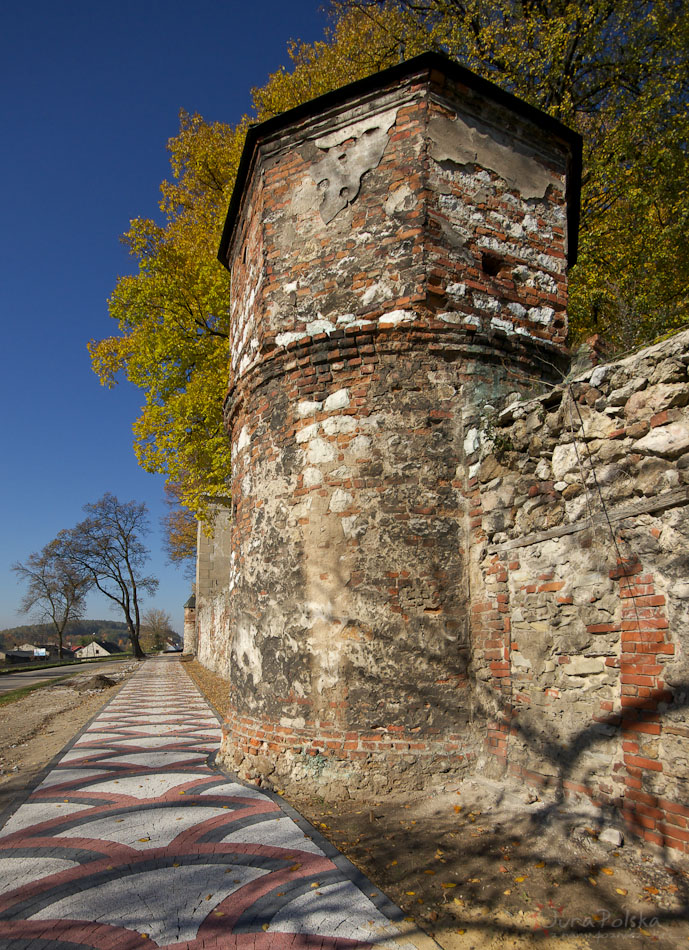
[288,783,689,950]
[0,661,138,817]
[184,659,689,950]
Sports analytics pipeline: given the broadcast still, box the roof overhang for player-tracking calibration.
[218,51,582,270]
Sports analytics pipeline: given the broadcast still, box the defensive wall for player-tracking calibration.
[465,329,689,854]
[191,53,689,853]
[191,499,232,673]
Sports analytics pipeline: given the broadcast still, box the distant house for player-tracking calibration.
[18,643,75,659]
[75,640,123,659]
[1,650,37,666]
[12,645,51,661]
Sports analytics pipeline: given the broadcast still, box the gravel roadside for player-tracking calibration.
[0,661,138,816]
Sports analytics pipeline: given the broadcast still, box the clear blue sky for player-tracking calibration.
[0,0,330,634]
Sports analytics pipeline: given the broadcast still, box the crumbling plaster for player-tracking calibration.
[193,56,689,852]
[214,56,575,798]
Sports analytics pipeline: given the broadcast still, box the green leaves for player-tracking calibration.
[90,114,239,517]
[91,0,688,531]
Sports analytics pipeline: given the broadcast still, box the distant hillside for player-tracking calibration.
[0,620,131,652]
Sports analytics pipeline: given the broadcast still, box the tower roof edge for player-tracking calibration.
[218,51,582,270]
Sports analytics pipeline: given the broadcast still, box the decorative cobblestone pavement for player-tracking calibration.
[0,657,429,950]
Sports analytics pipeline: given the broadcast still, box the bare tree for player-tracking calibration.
[141,607,175,653]
[12,541,91,659]
[59,493,158,659]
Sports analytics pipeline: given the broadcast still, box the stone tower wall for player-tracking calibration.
[193,56,689,853]
[217,59,578,797]
[183,597,196,655]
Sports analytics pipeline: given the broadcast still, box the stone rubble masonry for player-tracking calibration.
[466,328,689,854]
[194,499,233,675]
[209,54,581,803]
[196,54,688,854]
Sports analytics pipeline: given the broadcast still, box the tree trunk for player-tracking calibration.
[126,616,145,659]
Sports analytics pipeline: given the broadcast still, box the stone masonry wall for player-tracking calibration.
[195,502,233,677]
[183,597,196,655]
[217,61,577,799]
[466,329,689,853]
[199,57,689,852]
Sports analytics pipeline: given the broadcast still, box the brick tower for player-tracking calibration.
[217,52,581,796]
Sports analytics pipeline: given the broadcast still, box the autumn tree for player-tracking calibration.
[251,4,431,118]
[90,1,688,535]
[88,113,244,520]
[12,542,91,659]
[344,0,689,346]
[58,493,158,659]
[161,482,197,578]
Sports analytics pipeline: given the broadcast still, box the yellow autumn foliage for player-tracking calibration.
[90,0,688,534]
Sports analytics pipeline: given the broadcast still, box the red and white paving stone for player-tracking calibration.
[0,657,425,950]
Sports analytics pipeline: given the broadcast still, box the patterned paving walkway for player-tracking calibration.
[0,657,425,950]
